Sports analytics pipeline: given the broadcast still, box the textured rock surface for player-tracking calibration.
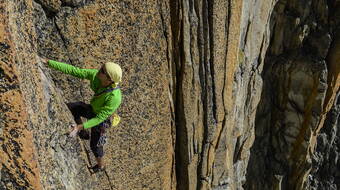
[0,2,41,189]
[245,0,340,189]
[2,0,173,189]
[309,94,339,190]
[1,0,339,189]
[167,0,277,189]
[1,0,99,189]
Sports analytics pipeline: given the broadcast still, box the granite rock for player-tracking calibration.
[1,0,339,189]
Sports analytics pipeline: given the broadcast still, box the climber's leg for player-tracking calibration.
[90,125,105,172]
[66,102,95,140]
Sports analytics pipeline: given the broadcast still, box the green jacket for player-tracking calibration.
[48,60,122,129]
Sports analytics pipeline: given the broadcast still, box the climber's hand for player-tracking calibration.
[69,124,83,138]
[40,57,49,65]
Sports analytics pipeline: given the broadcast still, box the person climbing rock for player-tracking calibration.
[41,58,122,173]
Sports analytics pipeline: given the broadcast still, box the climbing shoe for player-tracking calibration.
[91,164,105,173]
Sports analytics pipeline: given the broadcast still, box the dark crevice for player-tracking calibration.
[214,114,227,151]
[197,0,212,188]
[33,0,58,18]
[189,7,196,89]
[196,0,206,188]
[53,19,67,48]
[258,35,265,68]
[201,0,208,143]
[219,4,229,174]
[61,1,78,9]
[53,18,74,66]
[222,0,229,105]
[33,0,95,20]
[207,0,217,124]
[227,0,232,33]
[157,0,171,75]
[242,21,251,51]
[33,0,76,66]
[288,98,305,115]
[103,170,114,190]
[171,0,190,189]
[233,137,242,163]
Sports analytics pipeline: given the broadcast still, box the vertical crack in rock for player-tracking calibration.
[169,0,190,189]
[157,0,177,188]
[53,19,67,51]
[157,0,171,77]
[195,0,208,188]
[173,0,189,187]
[197,0,211,187]
[207,0,217,124]
[33,0,57,17]
[52,17,74,65]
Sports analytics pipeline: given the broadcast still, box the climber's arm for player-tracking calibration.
[83,96,121,129]
[46,59,96,80]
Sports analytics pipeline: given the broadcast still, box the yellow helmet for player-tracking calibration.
[104,62,122,87]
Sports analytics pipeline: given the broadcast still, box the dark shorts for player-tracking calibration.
[67,102,110,158]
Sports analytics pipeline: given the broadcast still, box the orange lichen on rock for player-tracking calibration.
[0,19,42,190]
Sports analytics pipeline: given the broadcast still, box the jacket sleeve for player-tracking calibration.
[48,60,97,80]
[83,95,121,129]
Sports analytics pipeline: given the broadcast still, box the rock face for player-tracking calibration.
[1,0,173,189]
[0,0,339,190]
[1,0,102,189]
[309,94,339,190]
[245,0,340,189]
[168,0,277,189]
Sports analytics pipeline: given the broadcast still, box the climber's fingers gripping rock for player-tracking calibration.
[69,124,84,138]
[38,57,49,65]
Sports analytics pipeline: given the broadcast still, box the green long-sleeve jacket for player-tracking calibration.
[48,60,122,129]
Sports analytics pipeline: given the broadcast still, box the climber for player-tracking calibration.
[40,57,122,173]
